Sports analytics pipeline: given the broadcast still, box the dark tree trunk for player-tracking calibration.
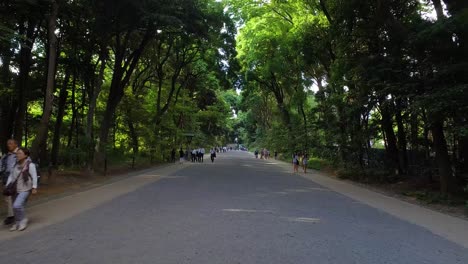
[432,0,445,19]
[410,110,419,150]
[50,68,71,166]
[127,118,139,168]
[395,100,408,175]
[95,71,124,164]
[13,19,37,143]
[67,72,77,147]
[0,47,14,151]
[381,104,401,175]
[85,50,107,169]
[95,30,152,171]
[31,1,59,161]
[300,103,308,150]
[431,120,453,194]
[458,135,468,175]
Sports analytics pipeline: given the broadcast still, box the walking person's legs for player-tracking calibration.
[4,196,14,224]
[11,191,30,231]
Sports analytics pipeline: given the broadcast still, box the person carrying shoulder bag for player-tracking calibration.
[4,147,38,231]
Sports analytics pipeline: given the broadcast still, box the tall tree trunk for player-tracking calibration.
[409,108,419,150]
[13,19,37,143]
[31,1,59,161]
[0,47,14,152]
[431,120,452,194]
[50,68,71,166]
[67,72,77,147]
[431,0,456,194]
[395,100,408,175]
[85,51,107,169]
[432,0,445,19]
[95,31,152,170]
[95,72,124,169]
[127,118,139,168]
[381,104,401,175]
[299,103,308,150]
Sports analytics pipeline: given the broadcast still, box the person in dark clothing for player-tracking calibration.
[1,139,18,225]
[210,149,216,163]
[179,148,185,164]
[171,148,176,163]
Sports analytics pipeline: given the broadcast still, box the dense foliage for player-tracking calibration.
[0,0,238,171]
[227,0,468,194]
[1,0,467,197]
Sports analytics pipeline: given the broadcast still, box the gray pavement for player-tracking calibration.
[1,151,468,264]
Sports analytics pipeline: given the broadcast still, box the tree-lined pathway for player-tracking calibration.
[1,151,468,263]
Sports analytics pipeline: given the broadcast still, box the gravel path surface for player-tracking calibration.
[1,151,467,264]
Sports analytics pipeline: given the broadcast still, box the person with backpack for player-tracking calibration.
[4,147,38,231]
[1,139,18,226]
[292,152,300,173]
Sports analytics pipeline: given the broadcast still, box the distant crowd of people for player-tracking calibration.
[253,148,309,174]
[254,149,278,160]
[170,146,234,164]
[1,139,39,231]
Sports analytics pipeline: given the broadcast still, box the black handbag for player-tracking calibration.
[2,180,17,196]
[2,161,30,196]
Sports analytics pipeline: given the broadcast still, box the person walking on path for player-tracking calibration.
[197,148,202,163]
[6,147,38,231]
[292,152,299,173]
[200,148,205,163]
[210,148,216,163]
[274,150,278,160]
[302,154,309,173]
[254,150,259,159]
[179,148,185,164]
[1,139,18,226]
[191,149,197,162]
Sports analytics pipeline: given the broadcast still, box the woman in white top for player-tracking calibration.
[302,154,309,173]
[292,153,299,173]
[6,147,38,231]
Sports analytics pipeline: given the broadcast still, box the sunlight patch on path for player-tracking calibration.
[222,209,273,214]
[286,217,321,224]
[162,176,187,179]
[139,174,161,178]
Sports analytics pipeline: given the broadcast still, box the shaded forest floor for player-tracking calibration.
[347,180,468,221]
[272,155,468,220]
[321,167,468,220]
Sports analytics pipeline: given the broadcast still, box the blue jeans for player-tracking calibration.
[13,191,30,223]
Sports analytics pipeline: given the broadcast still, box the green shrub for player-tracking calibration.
[363,168,392,183]
[336,167,363,181]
